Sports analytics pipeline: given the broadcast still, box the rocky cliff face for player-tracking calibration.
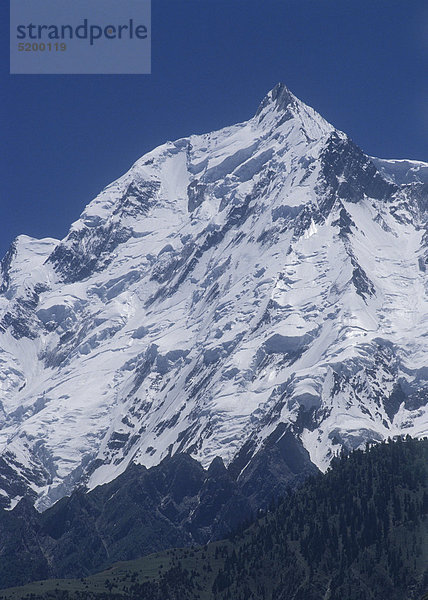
[0,83,427,510]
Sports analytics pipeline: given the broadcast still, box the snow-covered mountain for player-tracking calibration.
[0,83,427,510]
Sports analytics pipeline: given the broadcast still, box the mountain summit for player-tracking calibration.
[0,84,427,510]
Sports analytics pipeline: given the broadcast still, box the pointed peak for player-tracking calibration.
[270,82,296,109]
[207,456,227,477]
[255,82,297,117]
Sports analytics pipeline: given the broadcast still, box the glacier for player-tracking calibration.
[0,83,427,510]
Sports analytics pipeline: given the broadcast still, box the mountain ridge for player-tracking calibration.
[0,434,316,589]
[1,437,426,599]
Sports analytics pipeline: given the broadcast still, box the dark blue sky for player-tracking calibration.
[1,0,427,258]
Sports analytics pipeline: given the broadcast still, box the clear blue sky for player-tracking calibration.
[1,0,427,258]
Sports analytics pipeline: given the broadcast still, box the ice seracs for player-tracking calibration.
[0,83,427,509]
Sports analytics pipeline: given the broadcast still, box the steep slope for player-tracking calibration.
[0,83,427,509]
[1,437,427,600]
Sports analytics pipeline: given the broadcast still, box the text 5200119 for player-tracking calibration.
[18,42,66,51]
